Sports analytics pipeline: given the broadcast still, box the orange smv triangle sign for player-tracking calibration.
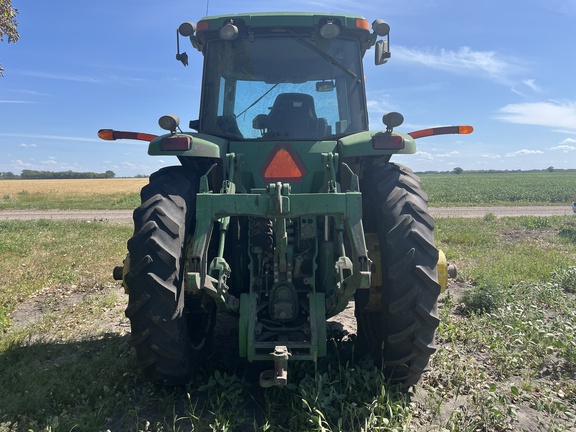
[262,144,305,182]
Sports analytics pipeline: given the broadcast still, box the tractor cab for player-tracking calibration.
[179,13,390,141]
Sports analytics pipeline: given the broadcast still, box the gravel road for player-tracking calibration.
[0,206,574,223]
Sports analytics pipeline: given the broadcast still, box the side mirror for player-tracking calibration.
[375,39,391,65]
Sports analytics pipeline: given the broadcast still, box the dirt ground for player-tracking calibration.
[1,205,575,223]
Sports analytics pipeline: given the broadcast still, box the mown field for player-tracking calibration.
[1,173,576,431]
[1,171,576,209]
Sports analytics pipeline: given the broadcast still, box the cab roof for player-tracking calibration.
[196,11,370,33]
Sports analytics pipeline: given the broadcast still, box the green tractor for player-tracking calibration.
[100,12,472,389]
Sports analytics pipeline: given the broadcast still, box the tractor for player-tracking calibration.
[99,12,472,389]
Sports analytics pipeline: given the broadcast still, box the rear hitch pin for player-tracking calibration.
[259,345,291,387]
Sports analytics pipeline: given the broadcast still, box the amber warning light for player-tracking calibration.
[408,125,473,139]
[98,129,158,142]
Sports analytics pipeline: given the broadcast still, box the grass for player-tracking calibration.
[0,220,131,315]
[1,215,576,430]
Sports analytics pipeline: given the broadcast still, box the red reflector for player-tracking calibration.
[161,136,191,151]
[261,144,305,182]
[372,134,404,149]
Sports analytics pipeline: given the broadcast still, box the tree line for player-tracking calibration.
[0,170,116,179]
[419,167,576,175]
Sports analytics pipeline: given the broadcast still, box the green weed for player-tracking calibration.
[551,267,576,293]
[461,283,505,313]
[0,304,11,332]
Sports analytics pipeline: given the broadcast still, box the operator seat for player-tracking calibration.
[265,93,327,139]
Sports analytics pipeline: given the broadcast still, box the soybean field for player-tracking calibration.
[421,171,576,206]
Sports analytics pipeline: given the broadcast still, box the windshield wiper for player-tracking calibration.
[288,30,359,82]
[235,83,279,119]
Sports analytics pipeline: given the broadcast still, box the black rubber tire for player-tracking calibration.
[124,166,215,385]
[356,163,440,388]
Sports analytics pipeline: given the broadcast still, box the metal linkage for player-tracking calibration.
[259,345,291,387]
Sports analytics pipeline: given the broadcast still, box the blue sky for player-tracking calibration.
[1,0,576,177]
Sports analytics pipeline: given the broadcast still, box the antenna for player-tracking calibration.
[206,0,210,16]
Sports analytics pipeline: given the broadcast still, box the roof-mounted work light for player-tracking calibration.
[220,20,239,40]
[178,21,196,37]
[320,19,340,39]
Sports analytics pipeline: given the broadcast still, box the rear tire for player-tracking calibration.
[356,163,440,388]
[124,166,215,385]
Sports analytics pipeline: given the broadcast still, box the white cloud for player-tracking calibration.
[559,137,576,145]
[19,143,38,148]
[22,70,101,84]
[522,79,542,93]
[505,149,544,157]
[511,79,543,98]
[121,162,151,171]
[496,100,576,131]
[0,100,35,104]
[482,154,502,159]
[415,151,434,160]
[550,144,576,152]
[414,150,460,161]
[367,99,395,114]
[14,160,33,168]
[393,45,523,84]
[550,137,576,152]
[0,133,102,143]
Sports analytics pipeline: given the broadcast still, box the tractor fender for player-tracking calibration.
[148,133,227,158]
[337,130,417,158]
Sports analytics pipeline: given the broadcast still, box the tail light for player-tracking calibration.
[161,136,191,151]
[372,134,404,149]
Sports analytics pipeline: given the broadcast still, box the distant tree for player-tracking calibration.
[0,0,19,76]
[20,169,116,179]
[547,166,554,172]
[453,167,464,174]
[0,171,17,179]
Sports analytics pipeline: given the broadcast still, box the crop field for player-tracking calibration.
[421,171,576,206]
[0,178,147,210]
[1,171,576,210]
